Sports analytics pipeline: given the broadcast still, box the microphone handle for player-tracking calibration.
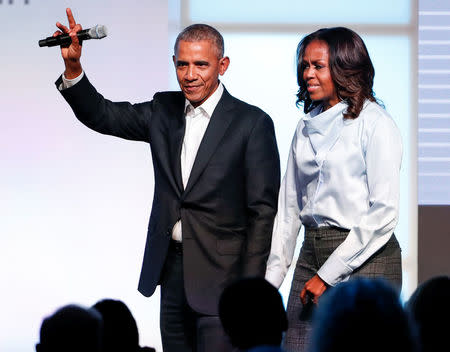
[39,29,90,47]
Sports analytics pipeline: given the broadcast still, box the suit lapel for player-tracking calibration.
[167,93,186,194]
[183,88,235,196]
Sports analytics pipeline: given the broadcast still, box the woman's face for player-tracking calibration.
[302,40,339,111]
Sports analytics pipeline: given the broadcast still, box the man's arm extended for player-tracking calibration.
[54,8,152,142]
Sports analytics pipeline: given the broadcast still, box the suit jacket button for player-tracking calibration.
[166,228,171,237]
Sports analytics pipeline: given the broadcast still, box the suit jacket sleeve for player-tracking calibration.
[56,74,152,142]
[243,112,280,277]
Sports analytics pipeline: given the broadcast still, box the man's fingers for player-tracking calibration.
[53,31,63,37]
[69,24,83,46]
[66,8,76,29]
[57,9,82,45]
[72,23,83,33]
[70,31,79,46]
[56,22,69,33]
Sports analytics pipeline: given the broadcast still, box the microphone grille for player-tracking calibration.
[89,25,108,39]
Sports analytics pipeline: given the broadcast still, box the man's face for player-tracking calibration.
[173,40,229,107]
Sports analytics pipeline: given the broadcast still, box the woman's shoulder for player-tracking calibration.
[358,100,402,152]
[358,100,398,131]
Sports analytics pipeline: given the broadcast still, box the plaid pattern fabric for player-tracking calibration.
[282,227,402,352]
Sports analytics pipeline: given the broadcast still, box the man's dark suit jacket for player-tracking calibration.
[57,75,280,315]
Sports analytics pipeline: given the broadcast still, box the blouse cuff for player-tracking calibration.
[317,255,353,286]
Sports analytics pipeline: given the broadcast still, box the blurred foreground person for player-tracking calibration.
[310,278,416,352]
[406,275,450,352]
[219,277,287,351]
[93,299,155,352]
[36,304,103,352]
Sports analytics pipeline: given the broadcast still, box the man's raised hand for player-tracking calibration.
[54,8,83,79]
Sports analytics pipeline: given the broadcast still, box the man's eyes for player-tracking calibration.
[176,62,209,67]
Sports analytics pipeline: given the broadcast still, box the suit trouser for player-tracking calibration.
[159,240,237,352]
[283,227,402,352]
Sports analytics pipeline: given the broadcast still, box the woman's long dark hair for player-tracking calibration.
[296,27,378,119]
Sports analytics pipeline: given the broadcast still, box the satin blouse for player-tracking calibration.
[265,100,402,287]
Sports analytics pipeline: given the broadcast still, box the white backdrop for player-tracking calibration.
[1,1,167,351]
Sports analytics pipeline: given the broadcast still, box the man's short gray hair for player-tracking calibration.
[174,24,224,58]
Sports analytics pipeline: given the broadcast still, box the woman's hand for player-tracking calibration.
[300,274,328,305]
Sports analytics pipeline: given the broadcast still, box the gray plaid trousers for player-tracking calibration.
[282,227,402,352]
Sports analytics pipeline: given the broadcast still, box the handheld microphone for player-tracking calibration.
[39,25,108,47]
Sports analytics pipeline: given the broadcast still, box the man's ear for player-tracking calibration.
[219,56,230,76]
[172,55,177,68]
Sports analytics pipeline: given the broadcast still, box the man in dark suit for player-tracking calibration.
[54,8,280,352]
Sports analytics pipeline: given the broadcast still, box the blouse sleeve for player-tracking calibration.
[265,126,304,288]
[317,112,403,286]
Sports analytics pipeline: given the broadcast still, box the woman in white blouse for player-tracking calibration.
[265,27,402,352]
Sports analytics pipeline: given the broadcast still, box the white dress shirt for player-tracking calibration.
[60,71,85,89]
[265,100,402,288]
[171,83,224,242]
[61,71,224,242]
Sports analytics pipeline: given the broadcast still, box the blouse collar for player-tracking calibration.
[303,101,347,135]
[302,101,348,165]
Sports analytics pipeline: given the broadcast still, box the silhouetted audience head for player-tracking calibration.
[219,277,287,350]
[93,298,155,352]
[310,278,416,352]
[406,275,450,352]
[36,304,103,352]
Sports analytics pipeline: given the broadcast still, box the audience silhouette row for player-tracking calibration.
[37,299,155,352]
[36,275,449,352]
